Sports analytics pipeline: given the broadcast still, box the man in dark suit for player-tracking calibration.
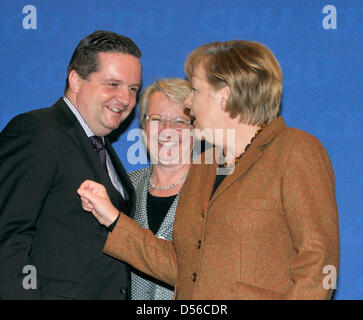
[0,30,142,299]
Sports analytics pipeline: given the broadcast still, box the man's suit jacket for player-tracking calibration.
[0,98,135,299]
[103,116,340,300]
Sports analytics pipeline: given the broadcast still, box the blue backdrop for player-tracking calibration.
[0,0,361,300]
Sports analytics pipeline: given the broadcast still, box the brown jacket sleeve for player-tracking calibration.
[282,133,340,299]
[103,213,177,286]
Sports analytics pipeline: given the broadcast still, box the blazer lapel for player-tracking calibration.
[201,162,218,211]
[51,98,135,220]
[105,138,136,218]
[104,139,131,190]
[51,99,106,181]
[136,167,152,229]
[209,145,263,204]
[52,98,121,189]
[209,116,287,205]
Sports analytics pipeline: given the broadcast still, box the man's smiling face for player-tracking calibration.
[71,52,141,136]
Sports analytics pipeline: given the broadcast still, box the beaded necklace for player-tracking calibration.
[149,169,189,191]
[219,123,266,168]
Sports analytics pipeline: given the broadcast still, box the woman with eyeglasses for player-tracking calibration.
[126,78,192,300]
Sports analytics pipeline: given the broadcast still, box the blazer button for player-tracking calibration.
[120,288,127,294]
[196,240,202,249]
[191,273,197,282]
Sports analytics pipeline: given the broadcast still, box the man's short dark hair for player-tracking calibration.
[64,30,141,93]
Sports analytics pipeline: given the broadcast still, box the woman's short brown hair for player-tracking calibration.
[185,40,283,125]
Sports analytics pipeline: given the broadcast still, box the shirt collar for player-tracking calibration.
[63,97,103,142]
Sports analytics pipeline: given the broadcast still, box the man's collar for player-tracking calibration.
[63,97,103,141]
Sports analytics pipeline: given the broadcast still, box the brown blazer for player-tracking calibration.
[104,116,340,300]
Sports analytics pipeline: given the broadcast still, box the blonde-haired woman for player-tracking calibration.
[127,78,192,299]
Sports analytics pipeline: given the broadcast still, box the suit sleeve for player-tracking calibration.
[282,134,340,300]
[104,213,178,286]
[0,114,57,299]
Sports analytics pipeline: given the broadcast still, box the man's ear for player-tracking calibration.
[68,70,82,93]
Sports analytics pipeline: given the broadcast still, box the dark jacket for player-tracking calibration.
[0,98,135,299]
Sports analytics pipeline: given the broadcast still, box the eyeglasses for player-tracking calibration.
[144,114,193,129]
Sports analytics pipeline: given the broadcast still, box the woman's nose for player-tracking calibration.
[184,92,192,109]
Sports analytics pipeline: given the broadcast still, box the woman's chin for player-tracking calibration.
[149,146,192,166]
[148,152,179,166]
[158,153,182,166]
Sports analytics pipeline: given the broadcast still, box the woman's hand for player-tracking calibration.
[77,180,119,227]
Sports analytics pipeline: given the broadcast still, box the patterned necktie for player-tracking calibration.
[89,135,128,213]
[90,136,106,167]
